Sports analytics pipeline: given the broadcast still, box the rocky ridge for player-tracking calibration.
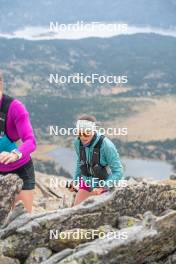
[0,173,176,264]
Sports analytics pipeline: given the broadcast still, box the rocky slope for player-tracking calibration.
[0,173,176,264]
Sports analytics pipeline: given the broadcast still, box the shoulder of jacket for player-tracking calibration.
[101,136,116,149]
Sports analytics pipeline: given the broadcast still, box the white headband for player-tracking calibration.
[76,120,96,132]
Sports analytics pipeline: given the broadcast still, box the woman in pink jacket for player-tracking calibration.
[0,72,37,213]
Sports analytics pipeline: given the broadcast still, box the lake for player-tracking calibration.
[47,147,173,181]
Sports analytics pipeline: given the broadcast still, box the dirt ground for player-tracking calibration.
[106,96,176,142]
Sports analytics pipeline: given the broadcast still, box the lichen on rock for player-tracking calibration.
[0,174,23,227]
[0,177,176,264]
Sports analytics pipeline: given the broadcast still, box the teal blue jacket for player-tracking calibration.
[0,135,17,153]
[73,133,123,188]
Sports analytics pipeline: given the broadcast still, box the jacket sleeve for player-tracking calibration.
[102,139,123,185]
[73,140,81,184]
[11,100,37,157]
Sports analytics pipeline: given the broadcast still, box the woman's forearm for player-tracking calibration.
[14,111,37,157]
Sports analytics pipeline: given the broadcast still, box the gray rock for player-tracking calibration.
[55,211,176,264]
[142,211,157,228]
[0,183,176,261]
[2,201,28,228]
[118,216,140,229]
[25,247,52,264]
[49,228,99,252]
[0,174,23,227]
[41,249,73,264]
[133,176,145,182]
[0,255,20,264]
[126,177,138,185]
[160,251,176,264]
[170,174,176,180]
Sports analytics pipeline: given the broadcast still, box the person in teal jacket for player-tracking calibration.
[69,114,123,205]
[0,135,17,153]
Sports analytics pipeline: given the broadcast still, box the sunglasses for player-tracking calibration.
[78,132,92,138]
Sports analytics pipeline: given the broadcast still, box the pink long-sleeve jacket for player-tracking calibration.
[0,97,37,171]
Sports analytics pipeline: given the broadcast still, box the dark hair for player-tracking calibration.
[77,114,96,122]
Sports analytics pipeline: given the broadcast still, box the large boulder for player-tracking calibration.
[0,256,20,264]
[50,210,176,264]
[0,182,175,261]
[0,174,23,227]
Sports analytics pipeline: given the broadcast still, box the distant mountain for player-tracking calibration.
[0,33,176,98]
[0,0,176,32]
[0,33,175,135]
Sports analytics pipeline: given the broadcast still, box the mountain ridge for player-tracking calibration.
[1,0,176,32]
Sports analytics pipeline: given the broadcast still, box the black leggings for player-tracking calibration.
[0,159,35,190]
